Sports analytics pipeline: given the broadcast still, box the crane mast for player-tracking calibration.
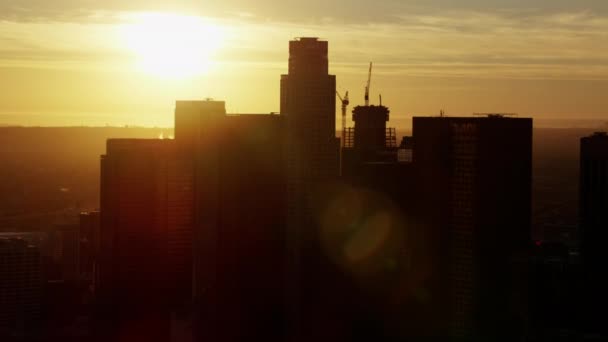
[364,62,372,106]
[336,90,350,148]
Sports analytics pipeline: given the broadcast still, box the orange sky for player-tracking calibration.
[1,1,608,128]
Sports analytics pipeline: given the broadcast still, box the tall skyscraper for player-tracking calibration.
[173,100,225,307]
[174,100,227,157]
[580,132,608,266]
[579,131,608,332]
[174,100,286,341]
[98,139,193,342]
[281,38,338,181]
[413,115,532,340]
[0,237,42,339]
[280,37,340,340]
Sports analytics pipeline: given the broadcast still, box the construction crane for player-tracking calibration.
[336,90,350,147]
[364,62,372,106]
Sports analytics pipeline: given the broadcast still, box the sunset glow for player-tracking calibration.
[120,13,224,79]
[2,2,608,126]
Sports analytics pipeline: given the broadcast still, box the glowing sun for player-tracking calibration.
[121,13,223,79]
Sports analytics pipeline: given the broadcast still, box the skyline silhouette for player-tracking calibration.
[1,3,608,340]
[0,37,573,341]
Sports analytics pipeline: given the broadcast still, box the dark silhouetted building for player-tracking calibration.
[98,139,192,342]
[174,100,227,158]
[351,105,393,150]
[340,100,426,341]
[0,237,43,339]
[342,103,399,168]
[173,99,223,306]
[528,241,584,340]
[580,132,608,267]
[281,37,341,340]
[579,131,608,333]
[174,100,286,342]
[413,115,532,341]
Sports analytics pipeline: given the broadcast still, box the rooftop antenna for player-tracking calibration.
[364,62,372,106]
[379,94,382,106]
[440,109,445,117]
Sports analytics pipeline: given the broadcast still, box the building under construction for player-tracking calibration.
[341,62,405,167]
[338,66,422,341]
[343,104,398,162]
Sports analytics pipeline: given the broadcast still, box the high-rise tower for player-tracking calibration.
[174,100,287,341]
[580,131,608,333]
[281,37,338,179]
[281,37,340,340]
[413,115,532,340]
[98,139,192,342]
[580,132,608,267]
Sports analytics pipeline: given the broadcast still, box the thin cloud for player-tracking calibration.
[1,8,608,80]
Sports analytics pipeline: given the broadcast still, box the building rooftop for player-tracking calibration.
[413,115,532,121]
[226,113,280,117]
[294,37,322,42]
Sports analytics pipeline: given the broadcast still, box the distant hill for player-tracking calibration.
[0,127,172,221]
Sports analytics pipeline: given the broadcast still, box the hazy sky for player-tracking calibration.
[1,0,608,127]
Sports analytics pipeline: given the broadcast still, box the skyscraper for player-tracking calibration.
[413,115,532,340]
[174,100,286,341]
[281,38,338,179]
[98,139,192,342]
[579,131,608,333]
[173,100,224,307]
[580,132,608,266]
[280,37,340,340]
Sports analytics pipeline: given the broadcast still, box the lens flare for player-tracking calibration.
[319,185,406,277]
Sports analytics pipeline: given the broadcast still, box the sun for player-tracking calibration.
[121,13,224,79]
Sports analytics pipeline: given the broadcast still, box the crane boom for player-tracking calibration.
[336,91,343,102]
[364,62,372,106]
